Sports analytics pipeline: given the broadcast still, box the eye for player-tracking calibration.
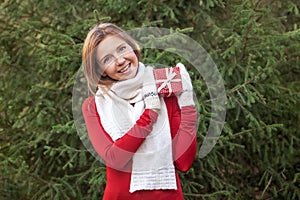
[119,46,126,51]
[103,56,112,64]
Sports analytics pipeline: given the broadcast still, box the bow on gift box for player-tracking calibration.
[156,67,181,97]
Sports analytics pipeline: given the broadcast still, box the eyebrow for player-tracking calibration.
[116,43,127,50]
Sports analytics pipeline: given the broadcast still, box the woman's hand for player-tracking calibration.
[177,63,195,108]
[142,67,161,113]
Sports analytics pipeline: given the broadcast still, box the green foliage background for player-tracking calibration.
[1,0,299,199]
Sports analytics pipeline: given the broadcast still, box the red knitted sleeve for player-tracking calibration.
[165,96,197,172]
[82,96,158,170]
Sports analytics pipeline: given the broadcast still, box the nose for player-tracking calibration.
[115,55,125,66]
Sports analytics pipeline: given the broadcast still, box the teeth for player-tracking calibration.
[119,64,130,73]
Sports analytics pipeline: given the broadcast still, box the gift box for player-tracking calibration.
[153,66,183,97]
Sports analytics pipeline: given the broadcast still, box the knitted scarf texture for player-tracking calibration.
[95,63,177,193]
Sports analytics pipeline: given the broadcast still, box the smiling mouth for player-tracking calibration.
[118,63,131,73]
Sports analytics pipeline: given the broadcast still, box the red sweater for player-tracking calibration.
[82,95,197,200]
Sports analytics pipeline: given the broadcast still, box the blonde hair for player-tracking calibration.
[82,23,141,94]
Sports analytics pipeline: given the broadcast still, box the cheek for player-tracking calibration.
[125,49,136,58]
[96,67,105,77]
[95,65,105,77]
[128,51,139,65]
[104,67,113,74]
[102,65,115,76]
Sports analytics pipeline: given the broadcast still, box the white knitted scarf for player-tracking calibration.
[95,63,177,193]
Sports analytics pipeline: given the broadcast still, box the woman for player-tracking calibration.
[81,23,197,200]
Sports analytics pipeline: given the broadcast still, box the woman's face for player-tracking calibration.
[96,35,139,81]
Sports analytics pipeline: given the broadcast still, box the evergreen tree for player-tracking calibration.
[1,0,299,199]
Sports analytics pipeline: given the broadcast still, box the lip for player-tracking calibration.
[118,63,131,74]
